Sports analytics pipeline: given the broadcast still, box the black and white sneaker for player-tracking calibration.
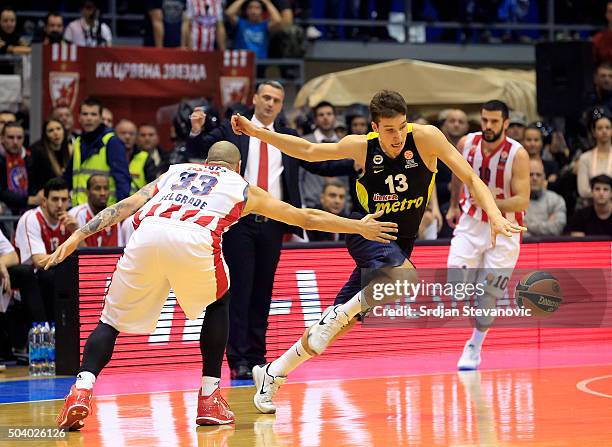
[252,363,286,414]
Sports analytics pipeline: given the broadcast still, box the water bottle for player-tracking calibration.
[28,322,37,376]
[49,323,56,376]
[40,322,50,376]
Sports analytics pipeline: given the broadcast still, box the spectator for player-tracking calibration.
[507,111,527,142]
[64,0,112,47]
[51,106,78,140]
[225,0,281,59]
[63,98,130,206]
[589,62,612,112]
[0,110,17,156]
[144,0,189,48]
[116,119,156,193]
[15,178,78,322]
[29,119,72,195]
[522,124,560,184]
[345,103,369,135]
[437,108,468,207]
[307,180,347,242]
[0,7,30,55]
[593,1,612,66]
[524,158,566,237]
[566,174,612,237]
[69,174,122,247]
[137,123,170,178]
[0,122,43,215]
[300,101,351,210]
[101,107,113,128]
[577,114,612,200]
[39,12,65,44]
[334,116,347,139]
[185,0,226,51]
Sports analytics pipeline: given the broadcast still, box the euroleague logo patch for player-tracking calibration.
[404,150,418,169]
[404,150,413,160]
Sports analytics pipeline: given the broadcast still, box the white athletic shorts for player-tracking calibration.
[447,213,521,298]
[100,217,229,334]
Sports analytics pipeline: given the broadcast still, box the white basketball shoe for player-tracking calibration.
[457,341,482,370]
[253,363,286,414]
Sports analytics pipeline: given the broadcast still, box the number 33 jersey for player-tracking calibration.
[355,124,436,238]
[132,163,249,233]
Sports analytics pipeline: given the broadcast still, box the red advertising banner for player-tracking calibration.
[76,241,612,372]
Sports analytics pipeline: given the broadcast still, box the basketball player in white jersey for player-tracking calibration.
[446,100,530,370]
[45,141,398,431]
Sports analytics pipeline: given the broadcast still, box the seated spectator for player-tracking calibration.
[437,108,468,207]
[69,174,122,246]
[524,158,566,237]
[566,175,612,237]
[587,62,612,112]
[29,119,72,195]
[144,0,188,48]
[0,122,43,215]
[101,107,113,128]
[51,106,79,140]
[0,110,17,155]
[15,178,78,322]
[522,124,560,184]
[185,0,226,51]
[300,101,351,210]
[225,0,282,59]
[593,1,612,66]
[0,7,30,55]
[507,111,527,142]
[577,114,612,201]
[307,181,347,242]
[345,103,369,135]
[64,0,112,47]
[116,119,156,193]
[36,11,65,44]
[137,123,170,177]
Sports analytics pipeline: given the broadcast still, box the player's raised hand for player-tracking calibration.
[488,213,527,247]
[190,107,206,134]
[41,233,82,270]
[231,114,258,137]
[359,210,398,243]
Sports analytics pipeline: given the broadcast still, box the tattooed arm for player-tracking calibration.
[40,177,162,270]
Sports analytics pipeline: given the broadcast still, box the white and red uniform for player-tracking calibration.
[101,163,248,334]
[69,204,123,247]
[447,132,523,296]
[186,0,223,51]
[15,207,71,265]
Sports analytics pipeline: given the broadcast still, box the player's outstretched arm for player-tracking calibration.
[417,125,526,245]
[231,113,366,163]
[243,185,398,243]
[40,177,162,270]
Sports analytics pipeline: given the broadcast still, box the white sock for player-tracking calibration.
[75,371,96,390]
[269,339,312,377]
[201,376,220,396]
[337,291,364,320]
[468,328,487,349]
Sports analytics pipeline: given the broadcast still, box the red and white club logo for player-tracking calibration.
[404,150,414,160]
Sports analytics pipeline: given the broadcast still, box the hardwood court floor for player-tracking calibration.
[1,363,612,446]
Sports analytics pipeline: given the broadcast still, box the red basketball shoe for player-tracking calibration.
[56,385,93,430]
[196,388,235,425]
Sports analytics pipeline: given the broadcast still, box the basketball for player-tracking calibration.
[515,271,563,317]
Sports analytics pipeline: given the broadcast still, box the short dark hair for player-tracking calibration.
[86,173,108,190]
[597,61,612,71]
[0,110,15,116]
[481,100,509,120]
[369,90,407,123]
[1,121,23,136]
[525,124,543,136]
[45,11,62,23]
[256,80,284,95]
[590,174,612,189]
[313,101,335,116]
[80,97,103,114]
[44,177,69,198]
[322,180,347,194]
[138,123,157,131]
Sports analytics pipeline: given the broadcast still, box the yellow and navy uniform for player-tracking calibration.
[355,123,436,239]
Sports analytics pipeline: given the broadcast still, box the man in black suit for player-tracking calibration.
[187,80,354,379]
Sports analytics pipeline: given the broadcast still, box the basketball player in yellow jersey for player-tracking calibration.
[232,90,527,414]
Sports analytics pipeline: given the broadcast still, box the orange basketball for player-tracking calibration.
[515,271,563,317]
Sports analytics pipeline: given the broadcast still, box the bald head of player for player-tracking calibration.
[206,141,242,172]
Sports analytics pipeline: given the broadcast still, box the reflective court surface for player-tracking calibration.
[1,361,612,446]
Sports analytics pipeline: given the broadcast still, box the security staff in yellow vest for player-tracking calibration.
[115,119,157,193]
[63,98,131,206]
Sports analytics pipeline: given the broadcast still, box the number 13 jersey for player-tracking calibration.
[355,124,436,238]
[132,163,249,233]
